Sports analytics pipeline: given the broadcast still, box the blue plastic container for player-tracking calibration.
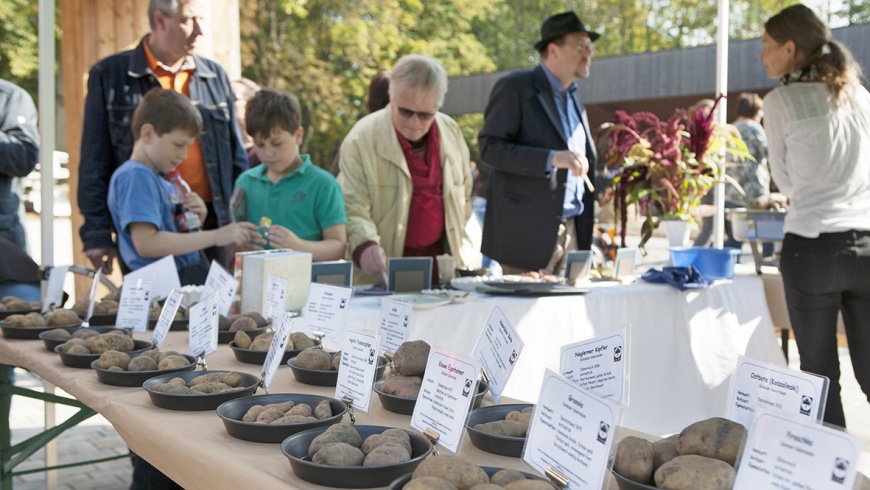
[669,247,741,281]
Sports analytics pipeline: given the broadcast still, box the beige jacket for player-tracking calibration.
[338,108,473,284]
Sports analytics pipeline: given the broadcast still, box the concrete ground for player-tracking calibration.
[6,197,869,489]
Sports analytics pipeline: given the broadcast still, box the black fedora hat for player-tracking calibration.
[534,12,600,51]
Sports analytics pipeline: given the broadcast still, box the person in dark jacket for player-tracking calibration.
[77,0,247,274]
[0,78,39,251]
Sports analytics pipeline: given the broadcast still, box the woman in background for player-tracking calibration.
[761,4,870,428]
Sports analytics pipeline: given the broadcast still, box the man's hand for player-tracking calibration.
[213,222,258,247]
[552,150,588,177]
[360,245,388,277]
[85,247,117,274]
[264,225,299,250]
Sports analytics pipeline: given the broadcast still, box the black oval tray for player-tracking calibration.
[281,425,432,488]
[0,308,40,320]
[87,313,118,326]
[147,318,187,331]
[1,321,82,340]
[142,370,260,411]
[217,326,270,344]
[216,393,346,443]
[228,340,318,366]
[465,403,533,457]
[39,327,130,352]
[55,339,154,369]
[388,465,545,489]
[287,355,388,387]
[91,353,197,387]
[373,379,488,416]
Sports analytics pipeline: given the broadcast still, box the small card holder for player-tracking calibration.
[388,257,432,292]
[564,251,593,285]
[311,261,352,287]
[613,248,637,279]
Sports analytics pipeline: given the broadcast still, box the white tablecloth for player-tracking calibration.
[345,276,786,436]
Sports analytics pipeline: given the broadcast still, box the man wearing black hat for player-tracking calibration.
[478,11,598,274]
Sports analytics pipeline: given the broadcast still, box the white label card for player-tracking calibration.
[727,356,829,429]
[188,292,219,357]
[559,327,628,406]
[378,299,411,356]
[152,289,183,349]
[302,283,352,350]
[523,369,620,490]
[201,261,237,317]
[471,301,524,403]
[115,279,153,332]
[335,329,380,413]
[124,255,181,300]
[85,268,102,321]
[734,410,863,490]
[263,274,289,327]
[261,313,296,390]
[42,265,70,313]
[410,347,482,454]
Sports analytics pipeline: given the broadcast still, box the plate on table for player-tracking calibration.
[465,403,533,457]
[449,276,487,292]
[55,340,154,369]
[91,353,197,387]
[39,326,130,352]
[1,322,81,340]
[229,340,317,366]
[142,370,260,411]
[386,295,451,310]
[216,393,347,443]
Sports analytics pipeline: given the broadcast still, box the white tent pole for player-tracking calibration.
[713,0,729,249]
[38,0,55,268]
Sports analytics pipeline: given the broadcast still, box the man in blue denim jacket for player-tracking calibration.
[78,0,247,274]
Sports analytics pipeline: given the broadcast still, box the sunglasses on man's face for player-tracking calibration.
[397,107,436,121]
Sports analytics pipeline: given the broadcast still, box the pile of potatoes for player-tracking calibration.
[234,330,316,352]
[96,349,190,372]
[0,295,41,312]
[307,425,415,467]
[241,399,333,424]
[72,297,119,317]
[380,340,430,398]
[3,309,80,328]
[474,406,534,438]
[57,330,135,354]
[408,455,555,490]
[220,311,269,332]
[151,371,247,394]
[613,417,746,490]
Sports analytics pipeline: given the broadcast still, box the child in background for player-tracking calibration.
[232,88,347,261]
[108,88,257,284]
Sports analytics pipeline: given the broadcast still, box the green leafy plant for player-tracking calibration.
[597,95,750,251]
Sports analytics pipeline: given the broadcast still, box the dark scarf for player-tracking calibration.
[780,65,820,86]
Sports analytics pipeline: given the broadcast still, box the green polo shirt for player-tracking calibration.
[234,154,346,242]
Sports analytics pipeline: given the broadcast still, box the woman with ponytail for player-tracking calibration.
[760,4,870,428]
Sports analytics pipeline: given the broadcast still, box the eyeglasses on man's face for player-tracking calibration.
[561,41,595,54]
[397,107,436,121]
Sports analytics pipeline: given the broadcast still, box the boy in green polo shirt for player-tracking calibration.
[232,88,347,261]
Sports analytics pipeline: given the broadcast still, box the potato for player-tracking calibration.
[405,476,458,490]
[393,340,430,376]
[44,328,72,340]
[473,420,528,438]
[295,349,333,370]
[188,372,243,387]
[97,350,131,370]
[676,417,746,466]
[412,455,489,490]
[243,405,267,423]
[287,404,312,417]
[66,344,91,354]
[313,443,365,466]
[290,332,316,349]
[361,434,412,456]
[331,351,341,371]
[87,332,135,354]
[654,454,736,490]
[158,355,190,370]
[59,338,89,352]
[189,382,235,394]
[72,329,99,339]
[613,436,654,484]
[363,443,411,466]
[2,314,28,326]
[653,434,680,471]
[271,414,317,424]
[218,314,231,330]
[228,316,257,332]
[505,411,532,424]
[255,407,286,423]
[157,350,184,363]
[381,373,423,398]
[249,332,274,351]
[27,312,49,327]
[308,425,362,457]
[470,485,502,490]
[242,311,269,327]
[503,481,555,490]
[152,383,197,394]
[314,399,332,420]
[264,400,295,413]
[5,299,32,311]
[139,349,161,363]
[381,428,410,442]
[490,469,526,487]
[233,330,252,349]
[127,356,158,371]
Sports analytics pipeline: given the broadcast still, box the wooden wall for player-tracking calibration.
[60,0,240,296]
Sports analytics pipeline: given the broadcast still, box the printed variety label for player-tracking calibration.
[263,274,289,327]
[151,289,183,349]
[188,292,219,358]
[471,301,524,403]
[115,279,152,332]
[378,299,412,356]
[559,327,628,405]
[201,261,237,317]
[261,313,296,390]
[335,329,380,413]
[302,283,352,350]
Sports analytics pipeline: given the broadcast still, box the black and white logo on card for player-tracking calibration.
[832,457,849,484]
[613,345,622,362]
[368,348,375,365]
[597,421,610,444]
[800,395,813,416]
[462,379,472,397]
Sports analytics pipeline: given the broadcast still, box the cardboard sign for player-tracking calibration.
[261,313,296,390]
[124,255,180,300]
[263,274,289,327]
[151,289,183,349]
[115,279,152,333]
[523,370,620,490]
[727,356,829,429]
[188,292,219,358]
[734,410,863,490]
[471,301,524,403]
[388,257,432,292]
[559,327,629,406]
[201,261,237,316]
[302,283,352,350]
[378,299,412,356]
[410,347,482,453]
[335,329,380,413]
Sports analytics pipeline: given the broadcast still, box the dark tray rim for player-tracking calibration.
[54,339,154,369]
[141,370,260,411]
[216,393,347,443]
[465,403,533,457]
